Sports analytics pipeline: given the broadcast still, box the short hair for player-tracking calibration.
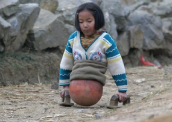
[75,2,105,32]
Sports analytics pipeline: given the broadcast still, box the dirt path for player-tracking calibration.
[0,66,172,122]
[93,82,172,122]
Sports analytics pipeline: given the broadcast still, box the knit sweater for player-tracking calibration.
[59,31,128,92]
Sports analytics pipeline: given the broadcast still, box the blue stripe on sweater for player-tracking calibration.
[104,34,117,45]
[65,42,72,53]
[68,31,77,40]
[104,34,120,58]
[59,83,70,86]
[118,89,127,92]
[65,31,77,53]
[112,73,128,86]
[59,68,72,80]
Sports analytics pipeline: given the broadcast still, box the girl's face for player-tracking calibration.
[78,10,96,37]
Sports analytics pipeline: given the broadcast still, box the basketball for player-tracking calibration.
[69,80,103,106]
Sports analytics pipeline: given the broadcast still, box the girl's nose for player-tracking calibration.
[83,22,88,28]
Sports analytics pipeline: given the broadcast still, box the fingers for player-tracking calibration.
[60,91,64,98]
[120,96,126,102]
[60,88,69,98]
[118,94,122,102]
[117,93,127,102]
[118,95,125,102]
[60,90,64,98]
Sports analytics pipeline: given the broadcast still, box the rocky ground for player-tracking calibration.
[0,65,172,122]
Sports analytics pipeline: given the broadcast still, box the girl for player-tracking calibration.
[59,2,128,104]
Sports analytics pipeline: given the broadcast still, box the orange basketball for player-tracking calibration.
[69,80,103,106]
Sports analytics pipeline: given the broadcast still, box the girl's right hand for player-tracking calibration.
[60,86,69,98]
[117,92,128,102]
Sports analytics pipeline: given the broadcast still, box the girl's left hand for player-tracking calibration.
[60,86,69,98]
[117,92,128,102]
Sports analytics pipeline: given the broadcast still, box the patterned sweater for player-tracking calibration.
[59,31,128,92]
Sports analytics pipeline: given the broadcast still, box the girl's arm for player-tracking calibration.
[104,34,128,92]
[59,32,76,86]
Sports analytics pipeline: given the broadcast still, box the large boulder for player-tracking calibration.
[162,17,172,56]
[19,0,58,13]
[128,10,165,50]
[4,3,40,52]
[100,0,126,32]
[0,0,19,18]
[27,9,69,51]
[103,11,118,40]
[0,16,11,52]
[148,0,172,18]
[129,24,144,49]
[116,25,144,56]
[65,24,76,34]
[124,0,149,14]
[120,0,137,6]
[116,31,130,56]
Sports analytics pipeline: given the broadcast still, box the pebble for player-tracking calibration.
[74,109,84,113]
[95,114,102,119]
[6,102,12,105]
[51,81,59,90]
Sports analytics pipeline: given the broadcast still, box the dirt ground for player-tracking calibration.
[0,51,62,86]
[0,65,172,122]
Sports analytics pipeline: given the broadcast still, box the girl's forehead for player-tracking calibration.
[78,10,94,18]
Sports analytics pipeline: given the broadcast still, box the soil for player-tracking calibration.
[0,49,63,86]
[0,52,172,122]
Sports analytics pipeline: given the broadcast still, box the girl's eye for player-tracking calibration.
[88,20,92,23]
[79,21,83,23]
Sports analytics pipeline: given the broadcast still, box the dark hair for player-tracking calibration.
[75,2,105,32]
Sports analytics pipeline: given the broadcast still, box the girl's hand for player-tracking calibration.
[60,86,69,98]
[117,92,128,102]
